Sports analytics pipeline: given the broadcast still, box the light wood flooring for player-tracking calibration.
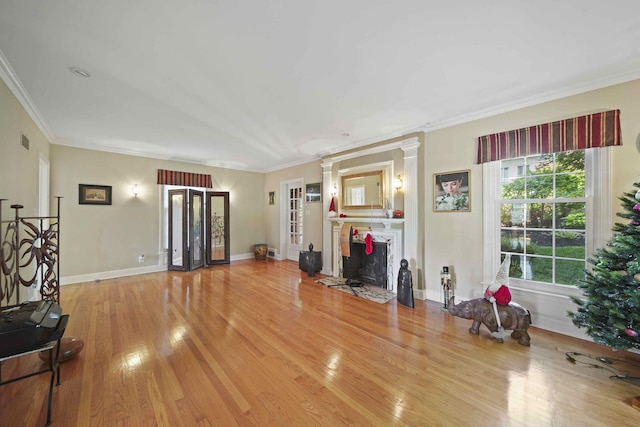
[1,259,640,426]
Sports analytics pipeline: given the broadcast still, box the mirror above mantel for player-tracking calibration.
[337,161,393,215]
[341,170,384,209]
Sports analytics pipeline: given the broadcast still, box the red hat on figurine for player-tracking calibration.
[485,254,512,305]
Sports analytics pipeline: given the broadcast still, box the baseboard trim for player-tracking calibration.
[414,288,427,300]
[231,253,254,261]
[62,264,166,285]
[62,254,262,285]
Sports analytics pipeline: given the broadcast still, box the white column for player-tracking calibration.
[321,160,334,275]
[401,138,420,270]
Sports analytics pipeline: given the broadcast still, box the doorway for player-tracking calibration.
[283,180,303,261]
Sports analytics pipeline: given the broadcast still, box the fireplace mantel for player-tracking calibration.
[328,217,404,229]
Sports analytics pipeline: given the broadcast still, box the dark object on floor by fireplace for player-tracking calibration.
[299,243,322,277]
[397,259,414,308]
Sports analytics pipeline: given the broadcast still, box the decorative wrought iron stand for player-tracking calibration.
[0,197,62,305]
[0,197,72,426]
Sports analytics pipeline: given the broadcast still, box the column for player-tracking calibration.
[321,160,334,275]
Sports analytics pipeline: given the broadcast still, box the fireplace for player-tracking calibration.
[343,241,388,288]
[332,224,403,293]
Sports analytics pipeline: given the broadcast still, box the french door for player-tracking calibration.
[168,189,229,271]
[168,189,204,271]
[286,181,303,261]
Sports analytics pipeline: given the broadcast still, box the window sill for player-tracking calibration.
[508,278,583,298]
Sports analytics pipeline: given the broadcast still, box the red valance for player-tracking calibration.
[476,109,621,164]
[157,169,212,188]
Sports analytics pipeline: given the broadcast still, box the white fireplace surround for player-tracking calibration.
[332,224,403,293]
[321,136,421,298]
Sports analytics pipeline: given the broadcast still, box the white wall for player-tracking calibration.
[423,79,640,339]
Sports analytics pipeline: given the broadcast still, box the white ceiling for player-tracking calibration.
[1,1,640,172]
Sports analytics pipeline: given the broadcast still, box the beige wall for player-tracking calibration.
[264,160,324,259]
[50,145,265,279]
[423,79,640,337]
[0,79,49,216]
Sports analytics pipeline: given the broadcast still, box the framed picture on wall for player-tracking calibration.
[305,182,322,203]
[79,184,112,205]
[268,191,275,205]
[433,170,470,212]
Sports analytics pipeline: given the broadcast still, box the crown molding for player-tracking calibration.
[0,48,55,142]
[322,135,420,165]
[421,68,640,133]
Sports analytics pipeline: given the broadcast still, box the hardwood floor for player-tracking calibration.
[1,259,640,426]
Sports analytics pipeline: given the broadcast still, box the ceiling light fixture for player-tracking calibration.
[69,67,91,78]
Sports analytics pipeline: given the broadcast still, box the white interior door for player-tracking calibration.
[285,180,303,261]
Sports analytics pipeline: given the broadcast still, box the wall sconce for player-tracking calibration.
[131,184,140,197]
[393,175,404,192]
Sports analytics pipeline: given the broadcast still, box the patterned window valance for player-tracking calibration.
[476,109,621,164]
[157,169,212,188]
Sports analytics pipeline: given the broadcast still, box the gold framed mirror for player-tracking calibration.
[341,170,384,209]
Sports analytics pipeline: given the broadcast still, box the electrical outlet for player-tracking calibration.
[138,255,145,263]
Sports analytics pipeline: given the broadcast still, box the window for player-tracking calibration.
[483,148,611,294]
[500,151,586,286]
[501,167,509,179]
[348,186,366,206]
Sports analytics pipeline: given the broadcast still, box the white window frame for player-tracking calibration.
[482,147,612,297]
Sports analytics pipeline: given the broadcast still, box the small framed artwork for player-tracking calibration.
[434,170,470,212]
[305,182,321,203]
[268,191,275,205]
[79,184,112,205]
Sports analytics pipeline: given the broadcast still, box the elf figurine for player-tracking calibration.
[484,254,512,339]
[485,254,512,305]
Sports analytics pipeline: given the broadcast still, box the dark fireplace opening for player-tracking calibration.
[342,241,388,289]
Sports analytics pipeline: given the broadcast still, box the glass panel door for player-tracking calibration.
[168,189,187,271]
[206,192,230,265]
[286,182,303,260]
[189,189,204,270]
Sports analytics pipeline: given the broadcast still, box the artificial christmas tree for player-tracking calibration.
[569,182,640,350]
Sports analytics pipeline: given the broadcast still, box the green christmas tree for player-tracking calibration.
[569,181,640,350]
